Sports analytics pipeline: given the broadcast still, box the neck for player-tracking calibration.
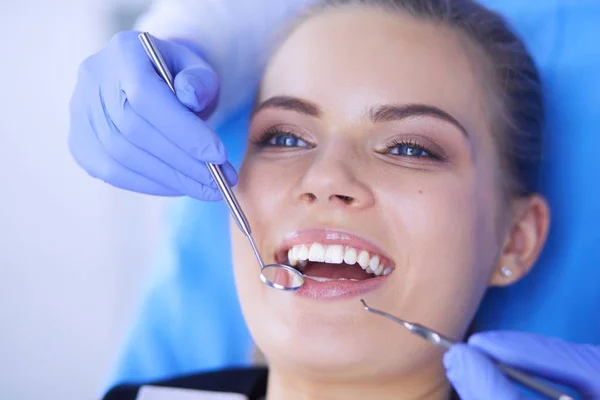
[265,363,451,400]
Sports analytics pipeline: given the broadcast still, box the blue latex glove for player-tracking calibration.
[444,331,600,399]
[68,31,237,201]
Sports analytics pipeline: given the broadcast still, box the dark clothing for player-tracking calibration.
[104,367,268,400]
[103,367,459,399]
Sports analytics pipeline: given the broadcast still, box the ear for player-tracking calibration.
[489,194,551,287]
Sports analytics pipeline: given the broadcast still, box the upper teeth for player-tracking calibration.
[286,243,391,277]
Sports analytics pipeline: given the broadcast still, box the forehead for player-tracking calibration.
[261,8,492,131]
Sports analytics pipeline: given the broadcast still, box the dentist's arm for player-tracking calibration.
[443,331,600,399]
[68,0,319,200]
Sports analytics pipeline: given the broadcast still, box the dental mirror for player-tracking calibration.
[138,32,305,291]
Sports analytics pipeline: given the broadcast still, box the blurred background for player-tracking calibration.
[1,0,166,398]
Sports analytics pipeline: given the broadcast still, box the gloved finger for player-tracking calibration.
[172,61,219,115]
[68,106,179,196]
[219,161,239,187]
[113,32,227,164]
[444,343,524,400]
[111,93,237,188]
[165,37,219,119]
[94,104,223,202]
[100,130,224,202]
[143,35,219,115]
[175,66,220,121]
[469,331,600,396]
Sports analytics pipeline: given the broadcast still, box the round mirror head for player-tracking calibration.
[260,264,305,290]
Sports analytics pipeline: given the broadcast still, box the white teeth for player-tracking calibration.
[305,275,330,282]
[288,248,298,267]
[297,245,309,261]
[369,255,380,272]
[343,247,357,265]
[325,245,344,264]
[304,275,360,282]
[283,243,393,277]
[308,243,326,262]
[358,250,370,269]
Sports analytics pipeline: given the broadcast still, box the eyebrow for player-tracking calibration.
[253,96,468,137]
[252,96,322,118]
[370,104,469,137]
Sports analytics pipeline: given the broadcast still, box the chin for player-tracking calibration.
[246,298,438,378]
[264,336,382,377]
[259,327,442,382]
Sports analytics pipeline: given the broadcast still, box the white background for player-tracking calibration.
[0,1,168,398]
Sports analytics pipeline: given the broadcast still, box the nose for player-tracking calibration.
[292,146,375,210]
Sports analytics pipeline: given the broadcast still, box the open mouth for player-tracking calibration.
[275,241,394,283]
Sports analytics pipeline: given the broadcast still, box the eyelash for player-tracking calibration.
[254,127,443,161]
[385,139,443,161]
[253,127,313,148]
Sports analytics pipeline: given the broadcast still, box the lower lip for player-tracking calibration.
[295,274,389,300]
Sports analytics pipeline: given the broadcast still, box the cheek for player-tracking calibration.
[235,157,294,233]
[378,171,501,336]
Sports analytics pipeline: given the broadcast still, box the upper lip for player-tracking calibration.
[274,228,395,268]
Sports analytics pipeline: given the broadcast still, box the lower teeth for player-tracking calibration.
[304,275,360,282]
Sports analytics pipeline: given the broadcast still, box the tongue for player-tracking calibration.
[303,262,373,280]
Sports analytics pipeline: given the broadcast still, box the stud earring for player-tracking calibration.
[500,266,513,278]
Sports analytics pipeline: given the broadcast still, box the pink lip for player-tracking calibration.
[295,274,390,300]
[275,228,394,267]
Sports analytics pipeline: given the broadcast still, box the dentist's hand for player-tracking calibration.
[443,331,600,399]
[68,31,237,201]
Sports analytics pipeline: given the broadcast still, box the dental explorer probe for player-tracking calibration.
[137,32,304,291]
[360,300,575,400]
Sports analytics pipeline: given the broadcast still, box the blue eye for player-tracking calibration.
[390,144,431,157]
[388,140,436,159]
[268,134,309,147]
[257,129,311,148]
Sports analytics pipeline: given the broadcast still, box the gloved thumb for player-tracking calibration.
[469,331,600,397]
[443,343,524,400]
[166,39,220,116]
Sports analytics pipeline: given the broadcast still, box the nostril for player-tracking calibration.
[300,193,355,204]
[301,193,318,202]
[335,195,354,204]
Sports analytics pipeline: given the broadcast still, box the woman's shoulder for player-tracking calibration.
[103,367,268,400]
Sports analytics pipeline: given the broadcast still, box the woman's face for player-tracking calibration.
[232,8,510,380]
